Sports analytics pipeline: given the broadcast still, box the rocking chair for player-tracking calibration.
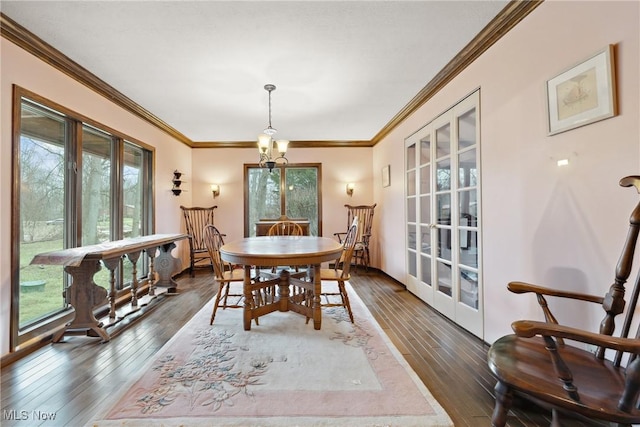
[487,175,640,426]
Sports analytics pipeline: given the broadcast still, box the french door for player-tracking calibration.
[405,91,482,337]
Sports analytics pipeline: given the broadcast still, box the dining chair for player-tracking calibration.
[180,205,217,277]
[267,220,304,236]
[202,224,258,325]
[319,218,359,322]
[334,204,376,271]
[265,221,306,276]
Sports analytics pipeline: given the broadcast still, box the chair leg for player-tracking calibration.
[364,247,370,271]
[210,282,227,325]
[491,381,513,427]
[189,253,195,278]
[338,280,354,323]
[222,281,232,309]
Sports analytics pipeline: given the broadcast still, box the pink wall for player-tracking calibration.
[0,39,192,355]
[374,0,640,342]
[188,146,374,244]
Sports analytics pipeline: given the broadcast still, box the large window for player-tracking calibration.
[12,88,154,348]
[244,164,322,236]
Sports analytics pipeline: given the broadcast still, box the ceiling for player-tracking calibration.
[2,1,520,146]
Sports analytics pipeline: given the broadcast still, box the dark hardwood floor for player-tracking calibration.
[1,269,597,426]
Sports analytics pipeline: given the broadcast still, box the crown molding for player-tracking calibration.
[370,0,543,145]
[1,1,542,149]
[192,140,373,149]
[0,12,194,147]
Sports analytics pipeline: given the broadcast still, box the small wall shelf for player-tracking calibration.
[172,170,185,196]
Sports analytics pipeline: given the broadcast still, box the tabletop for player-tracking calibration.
[220,236,342,267]
[30,233,188,267]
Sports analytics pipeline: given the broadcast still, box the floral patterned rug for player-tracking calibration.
[88,282,452,426]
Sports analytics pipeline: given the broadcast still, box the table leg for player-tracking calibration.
[278,269,290,312]
[125,250,142,307]
[145,246,159,296]
[243,265,252,331]
[312,264,322,330]
[101,257,121,320]
[54,261,109,342]
[156,242,181,293]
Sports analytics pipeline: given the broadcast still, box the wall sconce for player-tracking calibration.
[211,184,220,198]
[346,183,355,197]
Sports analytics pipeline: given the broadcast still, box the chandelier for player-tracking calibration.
[257,84,289,172]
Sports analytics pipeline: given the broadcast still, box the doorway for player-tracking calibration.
[405,91,482,338]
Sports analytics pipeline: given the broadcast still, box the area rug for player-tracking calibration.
[88,282,453,426]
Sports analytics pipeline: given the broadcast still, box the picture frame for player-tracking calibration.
[382,165,390,188]
[546,44,617,135]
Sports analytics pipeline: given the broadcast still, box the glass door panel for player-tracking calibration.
[436,125,451,157]
[285,167,318,235]
[437,261,452,297]
[458,108,476,149]
[418,136,433,296]
[247,168,282,236]
[420,254,432,285]
[407,170,416,196]
[459,269,479,309]
[406,141,417,283]
[407,198,416,223]
[420,195,431,225]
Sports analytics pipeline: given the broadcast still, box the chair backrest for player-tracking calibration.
[180,205,217,251]
[335,219,359,278]
[345,204,376,244]
[267,221,304,236]
[202,224,226,280]
[606,175,640,365]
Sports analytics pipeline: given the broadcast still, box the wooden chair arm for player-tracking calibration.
[333,232,347,243]
[513,320,640,353]
[508,281,604,304]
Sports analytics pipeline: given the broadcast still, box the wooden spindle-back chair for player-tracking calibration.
[267,220,304,236]
[265,221,305,275]
[335,204,376,270]
[180,205,217,277]
[202,224,257,326]
[320,218,359,322]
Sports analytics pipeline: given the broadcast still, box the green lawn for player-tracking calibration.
[18,239,139,326]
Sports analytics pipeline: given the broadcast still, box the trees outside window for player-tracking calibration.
[13,92,153,347]
[245,164,321,236]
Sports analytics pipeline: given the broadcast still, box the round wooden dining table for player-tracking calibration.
[220,236,342,330]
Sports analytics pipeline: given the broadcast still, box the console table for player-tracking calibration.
[31,233,188,342]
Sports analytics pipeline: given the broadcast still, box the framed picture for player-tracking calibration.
[382,165,390,187]
[546,44,617,135]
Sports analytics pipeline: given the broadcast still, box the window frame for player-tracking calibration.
[10,85,155,351]
[243,163,323,237]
